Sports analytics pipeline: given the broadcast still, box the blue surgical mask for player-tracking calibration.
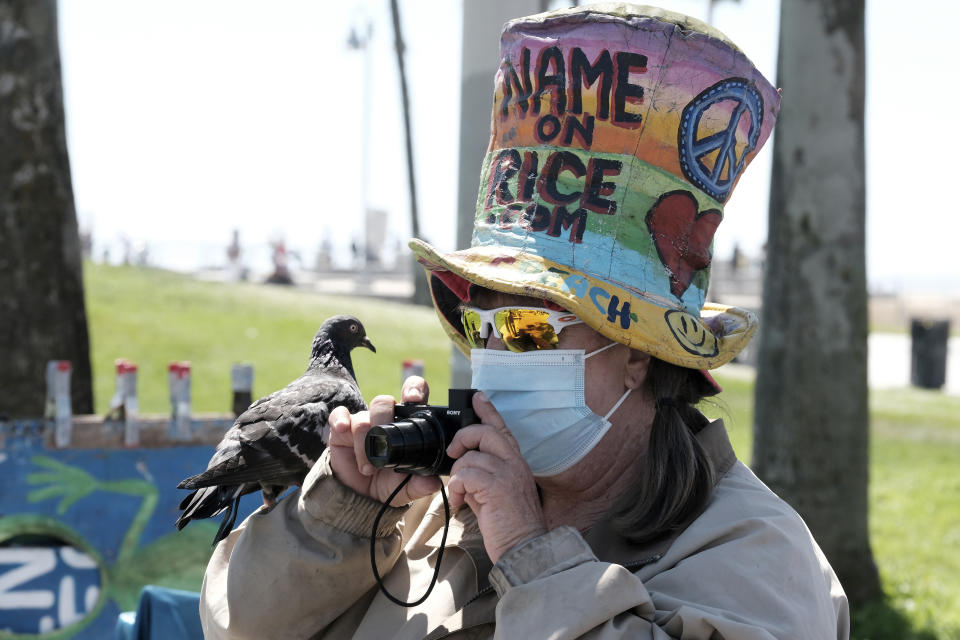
[469,345,631,477]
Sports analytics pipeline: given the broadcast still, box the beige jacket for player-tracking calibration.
[200,420,849,639]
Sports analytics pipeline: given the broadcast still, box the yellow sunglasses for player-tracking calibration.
[461,306,584,352]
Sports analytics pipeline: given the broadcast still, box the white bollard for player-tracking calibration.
[110,359,140,447]
[168,362,192,440]
[108,359,131,416]
[45,360,73,448]
[402,359,424,382]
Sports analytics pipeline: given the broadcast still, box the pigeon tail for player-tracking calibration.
[176,484,245,533]
[213,495,242,546]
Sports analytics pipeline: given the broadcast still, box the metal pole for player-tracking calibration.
[362,23,372,248]
[451,0,540,387]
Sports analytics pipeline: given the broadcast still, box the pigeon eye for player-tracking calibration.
[350,324,358,333]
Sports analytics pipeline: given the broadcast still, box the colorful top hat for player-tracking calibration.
[410,3,780,369]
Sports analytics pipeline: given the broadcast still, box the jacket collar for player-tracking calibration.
[583,418,737,567]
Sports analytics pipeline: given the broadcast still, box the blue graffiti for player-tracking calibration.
[0,435,261,639]
[561,274,637,329]
[678,78,763,203]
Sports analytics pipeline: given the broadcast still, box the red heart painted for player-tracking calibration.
[645,191,722,298]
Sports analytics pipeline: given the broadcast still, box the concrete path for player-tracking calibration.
[867,333,959,395]
[716,334,958,396]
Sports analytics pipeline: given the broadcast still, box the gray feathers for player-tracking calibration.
[175,315,374,545]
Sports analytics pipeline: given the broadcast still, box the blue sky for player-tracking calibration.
[58,0,960,294]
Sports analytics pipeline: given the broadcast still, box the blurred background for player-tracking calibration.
[2,0,959,638]
[61,0,960,295]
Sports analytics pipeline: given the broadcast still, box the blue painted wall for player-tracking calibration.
[0,431,261,639]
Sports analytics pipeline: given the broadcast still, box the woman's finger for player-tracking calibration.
[354,395,395,475]
[446,466,494,509]
[449,449,505,478]
[447,423,520,461]
[400,376,429,404]
[470,392,521,454]
[327,406,359,449]
[326,408,373,493]
[375,472,440,507]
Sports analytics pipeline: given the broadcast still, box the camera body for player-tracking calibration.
[364,389,477,476]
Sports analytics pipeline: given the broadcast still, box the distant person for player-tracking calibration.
[200,6,848,638]
[265,240,293,285]
[134,241,149,267]
[732,242,744,272]
[226,229,245,280]
[315,233,333,271]
[121,235,132,265]
[350,238,362,268]
[79,227,93,260]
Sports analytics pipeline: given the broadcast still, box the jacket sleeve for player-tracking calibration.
[489,517,848,640]
[199,449,409,640]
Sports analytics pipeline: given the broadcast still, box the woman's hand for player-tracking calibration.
[327,376,441,506]
[446,392,548,564]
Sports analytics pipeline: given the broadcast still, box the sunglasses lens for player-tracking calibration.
[494,309,560,352]
[461,309,485,349]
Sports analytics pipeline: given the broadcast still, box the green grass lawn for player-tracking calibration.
[84,263,453,414]
[702,376,960,640]
[84,263,960,639]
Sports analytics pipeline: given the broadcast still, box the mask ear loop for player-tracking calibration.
[584,341,619,358]
[603,387,632,420]
[583,340,632,421]
[370,474,450,607]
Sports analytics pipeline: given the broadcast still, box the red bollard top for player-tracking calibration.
[168,361,191,378]
[115,359,138,374]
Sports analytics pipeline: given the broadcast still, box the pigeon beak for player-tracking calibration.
[361,337,376,353]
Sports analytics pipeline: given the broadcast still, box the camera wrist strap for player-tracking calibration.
[369,474,450,607]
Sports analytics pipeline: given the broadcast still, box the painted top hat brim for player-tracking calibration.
[410,238,756,370]
[410,3,775,371]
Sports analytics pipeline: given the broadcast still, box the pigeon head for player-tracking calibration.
[310,315,375,379]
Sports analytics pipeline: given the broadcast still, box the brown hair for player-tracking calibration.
[611,357,717,544]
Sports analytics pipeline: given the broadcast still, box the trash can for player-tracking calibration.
[910,318,950,389]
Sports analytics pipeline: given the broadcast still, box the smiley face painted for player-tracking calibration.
[665,309,719,357]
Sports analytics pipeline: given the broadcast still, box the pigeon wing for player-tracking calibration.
[179,401,330,490]
[176,329,371,543]
[234,368,365,426]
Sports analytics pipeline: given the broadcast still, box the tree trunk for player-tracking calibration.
[388,0,431,306]
[0,0,93,417]
[753,0,881,605]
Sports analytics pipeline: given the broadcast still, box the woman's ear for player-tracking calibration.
[624,348,651,390]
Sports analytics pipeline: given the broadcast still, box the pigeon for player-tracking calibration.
[175,315,375,545]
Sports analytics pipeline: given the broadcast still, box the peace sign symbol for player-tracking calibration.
[678,78,763,203]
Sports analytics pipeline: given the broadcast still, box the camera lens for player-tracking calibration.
[365,411,445,474]
[367,432,390,459]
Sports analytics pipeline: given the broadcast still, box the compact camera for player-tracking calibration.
[364,389,477,476]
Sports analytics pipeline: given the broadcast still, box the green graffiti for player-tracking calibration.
[27,456,158,567]
[2,456,216,638]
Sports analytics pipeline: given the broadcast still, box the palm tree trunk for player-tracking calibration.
[0,0,93,417]
[753,0,881,605]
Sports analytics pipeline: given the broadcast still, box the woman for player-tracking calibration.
[201,288,846,638]
[201,5,848,638]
